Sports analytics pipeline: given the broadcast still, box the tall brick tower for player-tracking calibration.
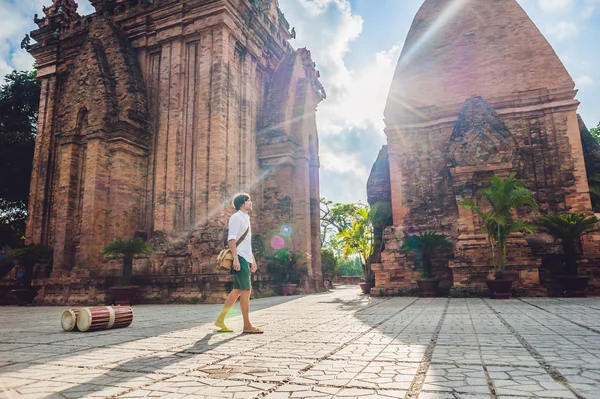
[25,0,324,303]
[369,0,600,295]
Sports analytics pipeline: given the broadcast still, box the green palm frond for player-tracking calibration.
[102,238,153,257]
[538,213,600,241]
[10,244,52,261]
[401,231,453,278]
[460,173,537,273]
[401,231,453,253]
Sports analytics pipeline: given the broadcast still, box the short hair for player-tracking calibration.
[233,193,250,210]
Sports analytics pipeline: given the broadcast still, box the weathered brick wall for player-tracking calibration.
[24,0,325,303]
[371,0,600,296]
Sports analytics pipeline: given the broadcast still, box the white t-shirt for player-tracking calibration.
[227,210,253,263]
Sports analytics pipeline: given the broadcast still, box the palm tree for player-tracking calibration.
[337,207,374,283]
[103,238,152,286]
[401,232,453,279]
[461,173,537,278]
[538,213,599,276]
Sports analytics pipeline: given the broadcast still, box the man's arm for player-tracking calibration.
[227,215,242,271]
[229,239,241,271]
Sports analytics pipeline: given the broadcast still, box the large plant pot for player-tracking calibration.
[556,275,589,297]
[359,282,374,295]
[486,279,513,299]
[279,284,297,296]
[109,286,139,306]
[417,279,440,298]
[12,287,38,306]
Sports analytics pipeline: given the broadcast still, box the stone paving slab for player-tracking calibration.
[1,287,600,398]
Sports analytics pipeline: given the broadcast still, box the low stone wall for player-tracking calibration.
[27,273,282,305]
[333,276,363,285]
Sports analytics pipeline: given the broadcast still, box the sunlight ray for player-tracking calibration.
[398,0,471,71]
[168,112,313,245]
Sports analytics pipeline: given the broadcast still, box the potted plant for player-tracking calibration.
[538,213,599,297]
[401,231,453,297]
[268,246,308,296]
[462,173,537,299]
[102,237,152,305]
[9,245,52,305]
[337,207,374,294]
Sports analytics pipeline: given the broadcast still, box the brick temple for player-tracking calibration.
[368,0,600,296]
[24,0,325,303]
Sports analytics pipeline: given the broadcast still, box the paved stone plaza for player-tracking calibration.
[1,286,600,398]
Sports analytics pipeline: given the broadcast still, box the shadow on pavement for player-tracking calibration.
[55,331,241,398]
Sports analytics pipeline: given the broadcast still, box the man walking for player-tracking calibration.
[214,193,263,334]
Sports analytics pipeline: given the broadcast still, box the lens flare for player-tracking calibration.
[270,235,285,250]
[281,225,292,236]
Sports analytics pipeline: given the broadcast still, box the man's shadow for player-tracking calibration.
[55,330,241,398]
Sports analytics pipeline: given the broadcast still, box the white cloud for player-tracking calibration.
[283,0,362,102]
[11,49,35,71]
[538,0,574,12]
[544,21,579,39]
[0,0,45,81]
[575,75,595,87]
[281,0,403,203]
[0,0,95,83]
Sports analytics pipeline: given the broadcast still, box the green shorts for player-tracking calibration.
[232,255,252,290]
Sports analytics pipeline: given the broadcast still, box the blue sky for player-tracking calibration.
[1,0,598,205]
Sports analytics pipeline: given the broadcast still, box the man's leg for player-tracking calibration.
[240,289,262,333]
[215,289,241,331]
[239,289,252,330]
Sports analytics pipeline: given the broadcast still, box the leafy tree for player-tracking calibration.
[590,123,600,144]
[320,199,381,282]
[335,256,363,277]
[320,199,362,248]
[401,232,453,279]
[267,246,308,284]
[0,70,41,246]
[538,213,599,276]
[589,174,600,212]
[336,206,374,283]
[462,173,537,277]
[320,248,338,279]
[102,238,153,286]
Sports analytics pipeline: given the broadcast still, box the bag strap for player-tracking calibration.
[235,226,250,247]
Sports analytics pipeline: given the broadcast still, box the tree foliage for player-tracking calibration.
[538,213,599,275]
[320,199,377,283]
[401,232,452,279]
[336,206,374,283]
[267,246,308,284]
[589,174,600,212]
[0,70,41,247]
[461,173,537,276]
[590,123,600,144]
[320,248,338,279]
[335,256,363,277]
[320,199,362,247]
[103,238,153,286]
